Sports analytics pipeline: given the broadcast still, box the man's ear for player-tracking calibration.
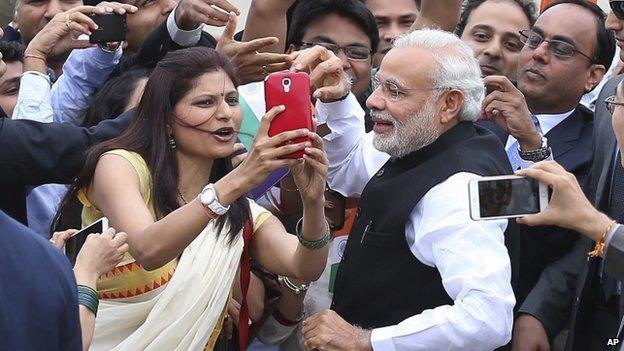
[438,90,464,124]
[585,64,606,93]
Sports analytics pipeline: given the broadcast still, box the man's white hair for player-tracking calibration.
[393,29,484,122]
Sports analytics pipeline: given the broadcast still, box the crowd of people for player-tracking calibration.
[3,0,624,350]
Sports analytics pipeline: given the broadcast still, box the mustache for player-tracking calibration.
[370,110,396,124]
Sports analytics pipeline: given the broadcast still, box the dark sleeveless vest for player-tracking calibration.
[330,121,513,329]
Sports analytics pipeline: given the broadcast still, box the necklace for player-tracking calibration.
[177,189,188,205]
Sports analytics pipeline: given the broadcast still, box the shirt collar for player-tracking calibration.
[534,108,575,135]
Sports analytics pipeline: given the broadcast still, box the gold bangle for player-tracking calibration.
[588,219,617,257]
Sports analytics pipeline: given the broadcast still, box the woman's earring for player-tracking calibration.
[168,135,177,149]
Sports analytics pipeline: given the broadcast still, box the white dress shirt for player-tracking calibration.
[316,95,516,351]
[504,110,573,170]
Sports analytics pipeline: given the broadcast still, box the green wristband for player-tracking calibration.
[296,217,332,250]
[77,284,99,316]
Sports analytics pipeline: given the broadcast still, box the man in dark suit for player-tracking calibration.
[476,1,616,349]
[0,210,81,350]
[507,0,624,349]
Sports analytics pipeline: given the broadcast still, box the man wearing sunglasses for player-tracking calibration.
[491,1,619,350]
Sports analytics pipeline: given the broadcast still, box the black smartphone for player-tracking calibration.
[89,13,127,44]
[65,217,109,266]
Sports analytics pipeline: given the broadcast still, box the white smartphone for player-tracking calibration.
[469,175,549,220]
[65,217,109,266]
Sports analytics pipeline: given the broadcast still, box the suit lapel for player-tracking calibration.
[594,76,624,209]
[544,107,588,160]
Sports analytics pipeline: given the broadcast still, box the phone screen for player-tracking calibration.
[478,177,541,218]
[65,219,105,266]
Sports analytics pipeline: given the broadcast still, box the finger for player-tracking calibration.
[308,132,325,150]
[482,90,514,109]
[117,242,130,254]
[100,227,116,238]
[189,3,228,27]
[309,57,342,85]
[268,141,310,158]
[516,212,552,226]
[70,12,99,31]
[266,62,293,74]
[211,0,240,15]
[528,160,567,174]
[515,167,558,186]
[64,228,79,236]
[292,46,332,72]
[304,146,327,164]
[313,86,345,102]
[201,18,229,27]
[221,11,237,41]
[250,52,293,65]
[484,75,516,92]
[257,105,286,137]
[238,36,280,54]
[203,4,231,23]
[267,128,311,147]
[110,231,128,246]
[302,154,326,174]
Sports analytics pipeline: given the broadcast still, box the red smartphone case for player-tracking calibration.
[265,72,313,159]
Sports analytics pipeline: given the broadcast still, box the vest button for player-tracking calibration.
[356,207,361,218]
[376,168,385,177]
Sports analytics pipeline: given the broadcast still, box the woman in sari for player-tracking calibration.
[55,46,330,350]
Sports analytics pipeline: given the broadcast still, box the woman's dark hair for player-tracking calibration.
[455,0,537,37]
[54,47,249,244]
[287,0,380,53]
[543,0,616,70]
[82,67,151,128]
[0,41,25,63]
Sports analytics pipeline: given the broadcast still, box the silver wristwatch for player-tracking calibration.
[518,136,551,162]
[199,184,229,216]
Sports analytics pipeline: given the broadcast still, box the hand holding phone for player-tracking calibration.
[469,175,549,220]
[65,217,109,266]
[89,13,127,44]
[265,71,314,159]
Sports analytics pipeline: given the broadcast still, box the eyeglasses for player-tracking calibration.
[605,95,624,115]
[518,29,594,62]
[371,75,449,101]
[299,42,372,61]
[611,0,624,20]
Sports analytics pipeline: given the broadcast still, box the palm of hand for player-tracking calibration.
[291,159,324,200]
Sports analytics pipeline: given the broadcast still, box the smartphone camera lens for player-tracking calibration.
[282,78,292,92]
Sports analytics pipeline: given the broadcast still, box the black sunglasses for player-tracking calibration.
[611,0,624,20]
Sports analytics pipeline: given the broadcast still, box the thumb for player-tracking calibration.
[220,11,238,43]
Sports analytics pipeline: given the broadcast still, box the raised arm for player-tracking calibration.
[411,0,462,31]
[242,0,296,53]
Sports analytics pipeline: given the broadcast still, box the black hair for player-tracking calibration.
[287,0,380,53]
[542,0,616,69]
[455,0,537,37]
[54,47,249,244]
[82,67,151,128]
[0,41,25,63]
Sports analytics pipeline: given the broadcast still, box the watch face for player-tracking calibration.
[201,187,215,204]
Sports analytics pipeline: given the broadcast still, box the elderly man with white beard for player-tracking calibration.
[295,29,516,351]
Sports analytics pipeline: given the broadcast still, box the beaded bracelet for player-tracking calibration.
[295,217,331,250]
[77,284,100,316]
[588,220,617,258]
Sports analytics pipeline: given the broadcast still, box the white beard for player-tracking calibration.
[372,95,440,158]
